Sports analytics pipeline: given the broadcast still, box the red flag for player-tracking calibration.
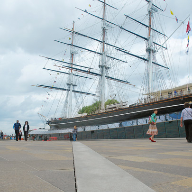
[186,21,191,34]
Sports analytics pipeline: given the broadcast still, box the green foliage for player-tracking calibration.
[78,99,119,115]
[105,99,119,107]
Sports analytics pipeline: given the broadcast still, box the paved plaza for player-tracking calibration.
[0,140,75,192]
[80,139,192,192]
[0,138,192,191]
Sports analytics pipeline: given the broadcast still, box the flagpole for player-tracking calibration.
[156,15,190,53]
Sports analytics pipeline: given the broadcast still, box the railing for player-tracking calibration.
[138,90,192,105]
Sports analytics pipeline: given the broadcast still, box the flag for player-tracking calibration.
[175,16,178,23]
[186,21,191,34]
[170,10,174,15]
[187,35,189,48]
[186,48,189,54]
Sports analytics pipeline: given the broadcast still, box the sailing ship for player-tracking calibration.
[36,0,191,129]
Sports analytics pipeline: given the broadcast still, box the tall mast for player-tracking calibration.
[147,0,154,100]
[67,21,75,118]
[100,0,107,111]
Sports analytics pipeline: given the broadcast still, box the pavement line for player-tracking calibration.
[72,141,78,192]
[72,142,155,192]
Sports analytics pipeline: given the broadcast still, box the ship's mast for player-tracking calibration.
[100,0,107,111]
[147,0,154,100]
[67,21,75,118]
[37,0,173,127]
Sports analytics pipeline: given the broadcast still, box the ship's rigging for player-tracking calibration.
[35,0,189,128]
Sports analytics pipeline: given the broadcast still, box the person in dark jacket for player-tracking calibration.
[14,120,21,141]
[23,121,30,141]
[1,131,3,140]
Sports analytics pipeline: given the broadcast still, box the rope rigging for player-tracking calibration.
[36,0,191,124]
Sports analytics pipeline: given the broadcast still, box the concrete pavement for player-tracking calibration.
[0,140,75,192]
[1,138,192,192]
[73,142,154,192]
[81,138,192,192]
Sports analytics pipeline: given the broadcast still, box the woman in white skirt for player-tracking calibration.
[147,109,158,142]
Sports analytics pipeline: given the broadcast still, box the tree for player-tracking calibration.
[78,99,119,115]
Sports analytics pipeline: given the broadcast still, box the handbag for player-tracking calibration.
[148,116,154,125]
[148,115,156,125]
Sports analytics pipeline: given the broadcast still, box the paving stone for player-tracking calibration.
[81,138,192,191]
[0,140,75,192]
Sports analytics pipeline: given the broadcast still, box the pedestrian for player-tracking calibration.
[174,90,177,96]
[72,125,77,141]
[180,89,183,96]
[1,131,3,140]
[14,120,21,141]
[180,102,192,143]
[23,121,30,141]
[19,129,22,141]
[147,109,158,142]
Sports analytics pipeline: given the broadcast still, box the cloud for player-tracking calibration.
[0,0,191,135]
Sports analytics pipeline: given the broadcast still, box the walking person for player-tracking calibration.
[72,125,77,141]
[14,120,21,141]
[1,131,3,140]
[19,129,22,141]
[147,109,158,142]
[180,102,192,143]
[23,121,30,141]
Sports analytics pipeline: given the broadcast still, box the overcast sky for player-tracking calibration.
[0,0,191,135]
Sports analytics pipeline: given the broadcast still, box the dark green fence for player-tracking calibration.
[77,120,185,140]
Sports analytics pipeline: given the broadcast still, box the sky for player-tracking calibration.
[0,0,192,135]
